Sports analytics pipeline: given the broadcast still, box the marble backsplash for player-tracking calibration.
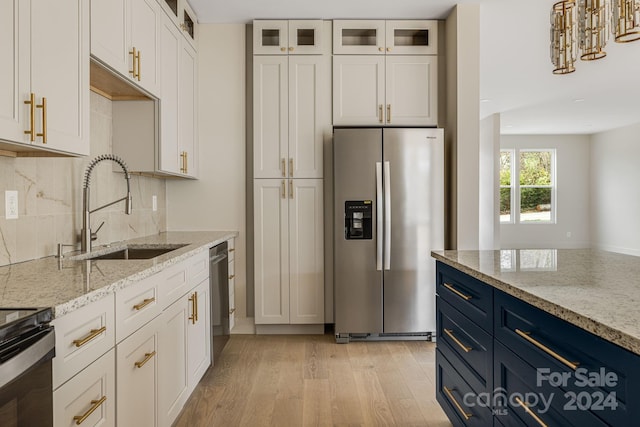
[0,92,167,266]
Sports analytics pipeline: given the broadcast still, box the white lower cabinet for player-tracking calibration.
[187,279,211,395]
[53,348,115,427]
[117,315,160,427]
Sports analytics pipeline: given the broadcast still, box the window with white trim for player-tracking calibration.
[500,149,556,224]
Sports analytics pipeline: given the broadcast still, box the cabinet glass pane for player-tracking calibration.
[296,29,315,46]
[394,29,429,46]
[183,11,194,39]
[342,29,377,46]
[262,29,281,46]
[164,0,177,16]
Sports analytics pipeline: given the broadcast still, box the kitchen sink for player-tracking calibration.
[75,244,188,261]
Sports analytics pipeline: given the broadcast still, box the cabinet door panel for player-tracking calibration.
[288,20,324,55]
[289,179,324,324]
[333,20,385,55]
[385,20,438,55]
[159,16,180,174]
[253,56,288,178]
[253,20,288,55]
[90,0,129,77]
[130,0,160,95]
[178,41,197,177]
[31,0,89,155]
[254,179,290,324]
[333,56,385,126]
[385,56,438,126]
[187,280,211,393]
[288,56,326,179]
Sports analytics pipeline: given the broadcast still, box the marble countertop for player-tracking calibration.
[431,249,640,356]
[0,231,238,318]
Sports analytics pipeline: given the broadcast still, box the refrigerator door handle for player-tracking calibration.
[384,161,391,270]
[376,162,383,271]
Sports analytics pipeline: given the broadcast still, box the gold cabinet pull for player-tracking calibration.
[280,47,286,52]
[281,158,286,177]
[36,97,47,143]
[378,47,384,52]
[129,47,137,78]
[378,104,383,123]
[387,104,391,123]
[24,93,36,141]
[229,248,235,252]
[188,292,198,324]
[133,297,155,311]
[515,329,579,370]
[443,328,472,353]
[281,180,286,199]
[514,396,548,427]
[387,47,392,52]
[134,351,156,369]
[443,283,472,301]
[180,151,186,173]
[289,180,293,199]
[229,274,235,279]
[184,151,188,173]
[73,326,107,348]
[443,386,472,421]
[289,158,293,177]
[136,49,141,81]
[73,396,107,425]
[229,308,236,315]
[288,46,294,51]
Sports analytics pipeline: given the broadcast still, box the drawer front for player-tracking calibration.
[53,348,115,427]
[436,349,493,427]
[494,341,610,427]
[228,238,235,262]
[437,262,493,332]
[52,295,115,389]
[188,251,209,287]
[438,297,492,392]
[159,261,189,309]
[115,274,161,343]
[495,290,637,426]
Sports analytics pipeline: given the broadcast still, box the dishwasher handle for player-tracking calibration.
[209,253,228,264]
[0,327,54,389]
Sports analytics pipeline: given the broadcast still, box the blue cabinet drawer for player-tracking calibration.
[436,262,493,332]
[494,340,611,427]
[436,349,493,427]
[494,290,639,426]
[438,297,492,393]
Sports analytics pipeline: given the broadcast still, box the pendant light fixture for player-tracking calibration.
[578,0,610,59]
[612,0,640,42]
[551,0,577,74]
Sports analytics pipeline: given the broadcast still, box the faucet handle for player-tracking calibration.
[57,243,77,258]
[91,221,105,241]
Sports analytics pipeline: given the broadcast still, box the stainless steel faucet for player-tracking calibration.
[81,154,132,253]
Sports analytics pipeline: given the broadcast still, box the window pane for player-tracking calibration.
[520,187,551,222]
[500,187,511,222]
[499,151,512,185]
[520,151,551,186]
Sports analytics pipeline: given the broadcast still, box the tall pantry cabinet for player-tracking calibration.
[253,20,331,332]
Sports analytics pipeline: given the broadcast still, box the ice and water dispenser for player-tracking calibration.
[344,200,373,239]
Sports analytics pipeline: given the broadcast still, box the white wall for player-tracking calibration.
[500,134,590,249]
[590,123,640,256]
[479,114,500,250]
[166,24,248,317]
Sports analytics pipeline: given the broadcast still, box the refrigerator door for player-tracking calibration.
[334,128,383,334]
[382,128,444,333]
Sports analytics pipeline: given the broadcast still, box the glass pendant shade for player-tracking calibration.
[551,0,578,74]
[612,0,640,42]
[578,0,610,59]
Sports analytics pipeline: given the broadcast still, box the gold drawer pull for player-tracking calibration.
[229,274,235,280]
[73,326,106,348]
[443,283,472,301]
[36,97,47,144]
[515,328,579,370]
[133,297,155,311]
[229,248,235,252]
[24,92,36,141]
[443,386,472,421]
[229,308,236,315]
[444,328,472,353]
[514,396,548,427]
[134,351,157,369]
[188,292,198,324]
[73,396,107,425]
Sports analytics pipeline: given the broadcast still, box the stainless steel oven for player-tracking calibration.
[0,308,55,427]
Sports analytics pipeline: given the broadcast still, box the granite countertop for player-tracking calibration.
[0,231,238,318]
[432,249,640,356]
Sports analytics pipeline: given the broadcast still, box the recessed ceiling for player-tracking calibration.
[188,0,640,135]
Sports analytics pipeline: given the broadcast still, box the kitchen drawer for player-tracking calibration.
[494,290,638,426]
[437,262,493,332]
[494,341,610,427]
[52,295,115,389]
[436,349,492,427]
[160,252,210,309]
[228,238,235,262]
[188,250,209,286]
[437,297,492,393]
[115,273,161,343]
[53,348,115,427]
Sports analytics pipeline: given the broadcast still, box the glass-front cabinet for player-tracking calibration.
[253,20,324,55]
[333,20,438,55]
[158,0,197,48]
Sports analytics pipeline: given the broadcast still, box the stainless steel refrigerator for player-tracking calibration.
[333,127,444,343]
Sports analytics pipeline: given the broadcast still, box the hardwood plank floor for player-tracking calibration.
[173,334,453,427]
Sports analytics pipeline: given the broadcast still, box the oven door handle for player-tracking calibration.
[0,327,55,389]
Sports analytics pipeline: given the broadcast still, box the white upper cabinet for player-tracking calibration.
[385,56,438,125]
[254,20,324,55]
[333,20,438,55]
[332,56,385,126]
[157,0,198,49]
[0,0,89,156]
[91,0,161,96]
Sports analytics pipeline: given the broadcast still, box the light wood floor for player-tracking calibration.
[173,334,452,427]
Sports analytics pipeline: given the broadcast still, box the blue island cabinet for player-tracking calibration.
[435,261,640,427]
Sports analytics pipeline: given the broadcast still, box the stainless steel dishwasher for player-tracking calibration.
[210,242,229,365]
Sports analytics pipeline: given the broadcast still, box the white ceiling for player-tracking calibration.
[188,0,640,135]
